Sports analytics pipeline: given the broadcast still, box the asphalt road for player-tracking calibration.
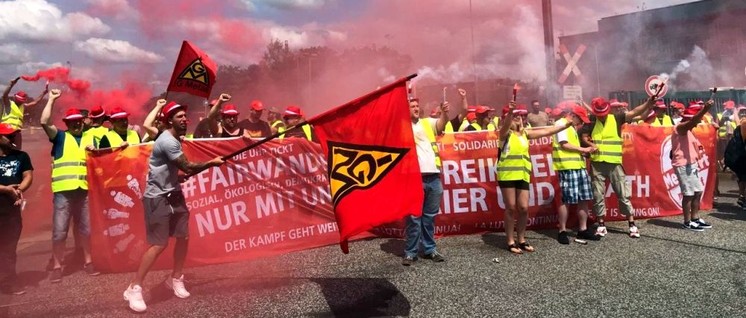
[1,174,745,318]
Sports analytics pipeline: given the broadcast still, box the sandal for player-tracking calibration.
[518,242,535,252]
[507,243,523,255]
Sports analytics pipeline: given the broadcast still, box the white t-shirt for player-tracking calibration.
[554,118,569,143]
[412,118,439,173]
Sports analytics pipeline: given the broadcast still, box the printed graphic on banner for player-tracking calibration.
[178,58,209,85]
[327,141,408,205]
[86,127,716,273]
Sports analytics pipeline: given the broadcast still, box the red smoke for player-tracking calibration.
[21,66,92,96]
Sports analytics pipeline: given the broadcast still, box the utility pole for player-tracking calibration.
[541,0,557,105]
[469,0,479,104]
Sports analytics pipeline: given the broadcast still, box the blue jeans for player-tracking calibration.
[52,189,90,242]
[404,174,443,258]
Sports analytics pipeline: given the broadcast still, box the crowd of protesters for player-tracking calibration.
[0,75,744,314]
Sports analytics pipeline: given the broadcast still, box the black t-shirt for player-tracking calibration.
[238,119,271,138]
[98,132,133,148]
[0,150,33,209]
[283,125,318,142]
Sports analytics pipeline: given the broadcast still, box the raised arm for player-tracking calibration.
[435,102,449,135]
[526,116,572,139]
[498,101,516,142]
[206,93,232,135]
[676,99,714,134]
[624,95,655,123]
[143,99,167,139]
[2,77,19,115]
[40,89,61,139]
[457,88,469,122]
[25,83,49,108]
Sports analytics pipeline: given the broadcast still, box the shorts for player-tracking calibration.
[558,169,593,205]
[52,189,90,242]
[498,180,530,190]
[143,192,189,246]
[674,164,704,196]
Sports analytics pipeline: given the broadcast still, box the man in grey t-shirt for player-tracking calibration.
[123,96,228,313]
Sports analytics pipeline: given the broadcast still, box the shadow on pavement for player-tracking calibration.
[379,239,404,258]
[308,277,410,318]
[708,205,746,221]
[480,232,507,249]
[647,218,683,229]
[17,271,47,290]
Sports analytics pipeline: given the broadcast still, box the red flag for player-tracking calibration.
[310,74,423,253]
[167,41,217,98]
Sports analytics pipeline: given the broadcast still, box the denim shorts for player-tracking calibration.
[52,189,90,242]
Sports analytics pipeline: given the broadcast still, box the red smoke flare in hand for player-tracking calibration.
[512,83,521,101]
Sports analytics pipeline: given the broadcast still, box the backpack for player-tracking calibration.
[724,128,746,173]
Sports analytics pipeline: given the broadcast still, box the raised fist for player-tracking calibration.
[219,93,232,102]
[156,99,167,107]
[49,89,61,98]
[458,88,466,97]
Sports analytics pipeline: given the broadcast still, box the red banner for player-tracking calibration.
[311,75,423,253]
[87,125,716,273]
[166,41,217,98]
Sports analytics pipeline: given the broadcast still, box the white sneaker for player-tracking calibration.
[595,226,607,237]
[166,275,191,299]
[629,225,640,238]
[123,284,147,312]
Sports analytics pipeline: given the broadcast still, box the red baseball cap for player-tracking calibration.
[89,105,106,118]
[724,100,735,110]
[467,105,478,113]
[284,105,303,117]
[162,101,187,120]
[590,97,610,116]
[63,108,84,121]
[250,100,264,111]
[682,107,699,119]
[109,106,129,119]
[654,99,666,109]
[475,105,493,114]
[221,104,239,116]
[502,104,528,116]
[688,101,702,110]
[466,112,477,122]
[570,105,591,124]
[0,123,19,135]
[13,91,27,103]
[609,99,624,107]
[551,107,566,117]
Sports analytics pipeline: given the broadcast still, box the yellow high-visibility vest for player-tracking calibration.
[552,120,585,171]
[279,124,312,141]
[651,114,673,126]
[497,132,531,183]
[590,115,623,164]
[51,132,89,193]
[86,126,109,145]
[102,129,141,148]
[444,121,454,133]
[2,100,24,129]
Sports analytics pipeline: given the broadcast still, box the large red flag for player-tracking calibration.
[167,41,217,98]
[310,74,423,253]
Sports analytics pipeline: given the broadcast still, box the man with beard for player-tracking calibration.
[123,100,225,313]
[41,89,99,283]
[1,77,47,149]
[280,106,316,141]
[98,107,141,148]
[464,105,496,131]
[238,100,272,138]
[0,123,32,295]
[527,99,549,127]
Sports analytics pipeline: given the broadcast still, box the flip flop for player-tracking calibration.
[518,241,535,252]
[507,243,523,255]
